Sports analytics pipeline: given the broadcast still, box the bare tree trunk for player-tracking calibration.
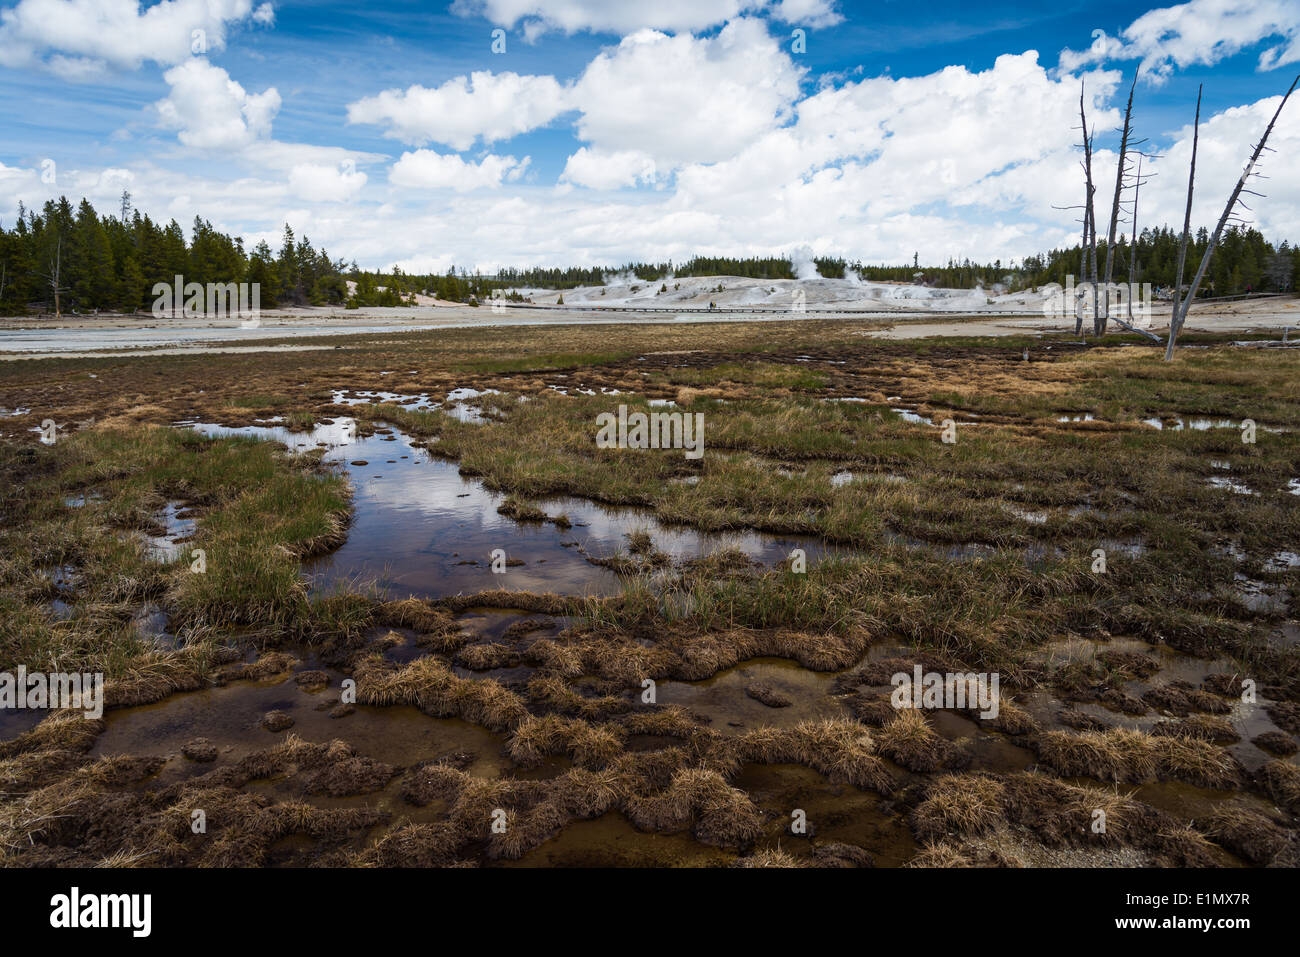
[1166,86,1201,360]
[1100,72,1138,335]
[1078,84,1100,335]
[50,239,62,319]
[1166,75,1298,360]
[1127,155,1142,324]
[1088,154,1099,331]
[1075,83,1090,336]
[1076,194,1090,335]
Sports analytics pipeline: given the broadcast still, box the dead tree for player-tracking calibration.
[43,237,68,319]
[1099,158,1163,343]
[1165,75,1298,360]
[1075,200,1090,335]
[1167,86,1202,358]
[1059,83,1099,336]
[1099,72,1138,335]
[1071,190,1092,333]
[1127,156,1142,323]
[1077,83,1100,334]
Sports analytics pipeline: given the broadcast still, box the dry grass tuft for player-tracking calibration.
[507,715,625,769]
[1200,806,1294,865]
[875,707,953,771]
[733,720,895,793]
[1255,760,1300,811]
[355,655,529,731]
[731,847,806,867]
[624,766,763,848]
[911,773,1006,841]
[1036,728,1241,788]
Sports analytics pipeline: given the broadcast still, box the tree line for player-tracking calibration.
[0,195,347,315]
[1,193,1296,316]
[1020,225,1297,295]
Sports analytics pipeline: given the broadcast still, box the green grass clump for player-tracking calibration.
[0,424,354,683]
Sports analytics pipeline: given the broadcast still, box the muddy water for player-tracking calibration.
[0,707,48,740]
[736,764,918,866]
[927,709,1036,773]
[91,662,508,788]
[187,418,834,600]
[1028,635,1299,773]
[452,608,569,644]
[657,658,848,732]
[1132,779,1277,829]
[498,813,735,867]
[141,501,198,563]
[49,414,1294,866]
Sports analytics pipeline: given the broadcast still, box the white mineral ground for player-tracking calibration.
[2,274,1297,358]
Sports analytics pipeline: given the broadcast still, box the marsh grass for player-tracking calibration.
[3,320,1299,866]
[0,423,354,686]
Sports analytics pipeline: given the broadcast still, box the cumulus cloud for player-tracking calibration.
[768,0,841,28]
[9,1,1298,275]
[155,58,281,151]
[288,162,368,202]
[348,18,802,172]
[0,0,274,74]
[559,147,656,189]
[1058,0,1300,80]
[389,150,530,191]
[1134,90,1300,241]
[449,0,840,36]
[666,51,1121,238]
[151,59,377,207]
[8,78,1296,274]
[347,71,567,150]
[0,162,43,220]
[572,19,804,167]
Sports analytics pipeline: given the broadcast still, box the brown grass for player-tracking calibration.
[911,774,1006,841]
[1200,806,1294,865]
[874,707,953,772]
[354,655,529,731]
[1255,760,1300,811]
[624,766,763,848]
[1035,729,1242,788]
[732,720,895,793]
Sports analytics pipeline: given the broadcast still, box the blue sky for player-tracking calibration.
[1,0,1297,271]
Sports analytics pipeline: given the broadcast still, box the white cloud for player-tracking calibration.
[45,53,110,81]
[665,52,1122,241]
[768,0,841,28]
[449,0,840,36]
[9,76,1297,276]
[288,162,367,202]
[389,150,530,191]
[0,0,274,74]
[560,147,657,189]
[155,58,280,151]
[1059,0,1300,80]
[0,162,43,221]
[571,19,804,167]
[347,71,567,150]
[255,141,379,173]
[9,4,1299,276]
[1134,91,1300,243]
[347,17,804,172]
[151,59,379,209]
